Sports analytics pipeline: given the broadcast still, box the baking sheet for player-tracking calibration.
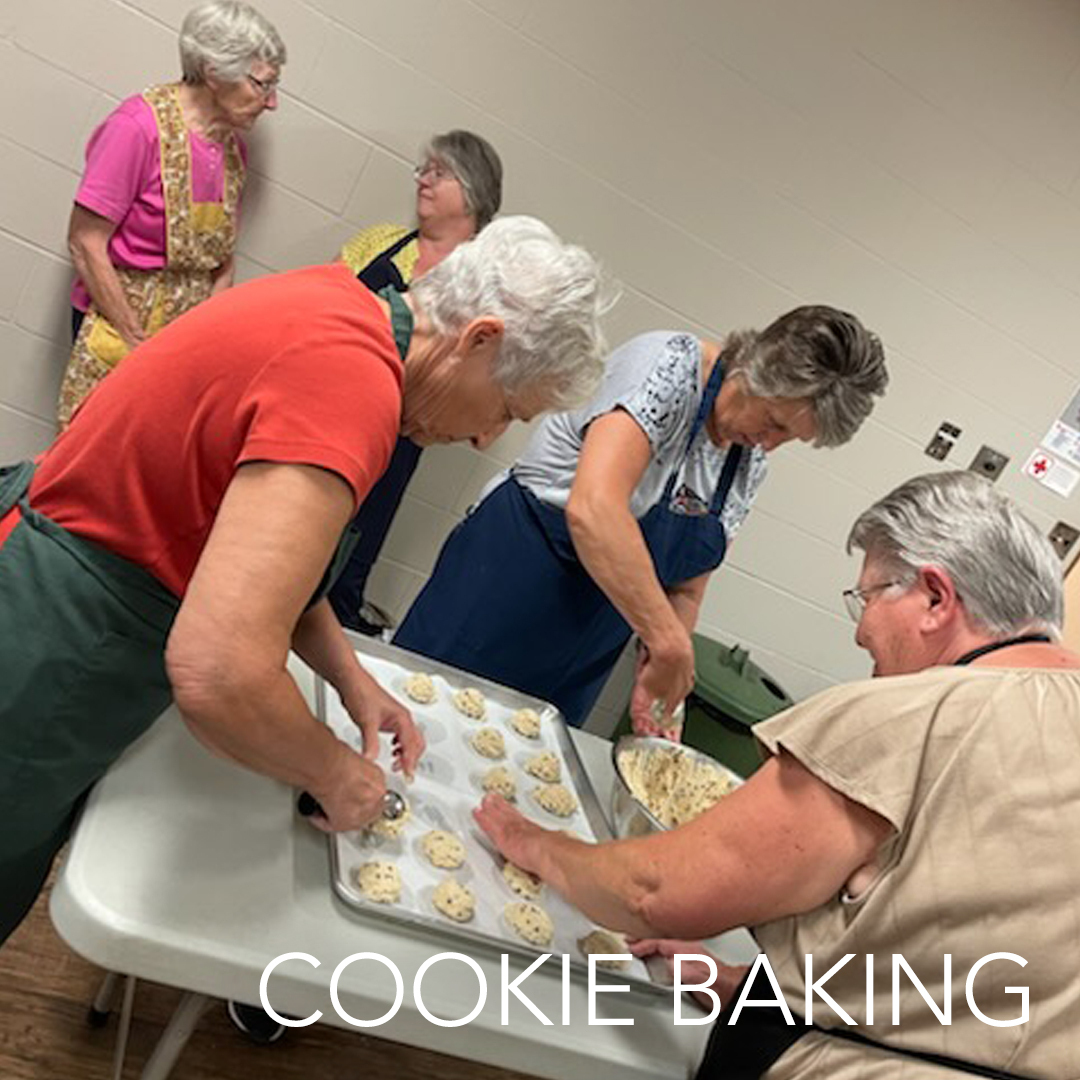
[314,633,666,995]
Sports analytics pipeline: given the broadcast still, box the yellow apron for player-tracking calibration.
[58,84,244,427]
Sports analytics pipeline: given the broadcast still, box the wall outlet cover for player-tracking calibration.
[970,445,1009,481]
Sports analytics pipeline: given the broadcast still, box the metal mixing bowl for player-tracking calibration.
[609,735,743,839]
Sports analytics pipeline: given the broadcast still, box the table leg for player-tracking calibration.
[88,969,121,1027]
[112,976,137,1080]
[138,992,214,1080]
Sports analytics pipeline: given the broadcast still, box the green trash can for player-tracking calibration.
[613,633,793,777]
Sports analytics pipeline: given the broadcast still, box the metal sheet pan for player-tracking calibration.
[314,632,668,995]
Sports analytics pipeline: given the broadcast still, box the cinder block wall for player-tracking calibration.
[3,0,1080,732]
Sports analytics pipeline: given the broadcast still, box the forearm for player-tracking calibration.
[667,574,708,636]
[70,241,140,337]
[567,496,684,652]
[173,658,356,792]
[530,832,667,939]
[292,599,378,708]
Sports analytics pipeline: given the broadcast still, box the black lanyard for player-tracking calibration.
[953,633,1052,666]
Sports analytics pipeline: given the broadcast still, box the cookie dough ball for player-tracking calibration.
[355,861,401,904]
[502,861,542,899]
[524,751,561,783]
[579,929,631,970]
[505,901,554,947]
[452,687,486,720]
[481,765,517,801]
[509,707,541,739]
[420,829,466,869]
[432,878,475,923]
[368,797,411,839]
[403,672,437,704]
[471,727,506,760]
[533,783,577,818]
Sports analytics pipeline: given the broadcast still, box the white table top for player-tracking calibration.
[51,658,757,1080]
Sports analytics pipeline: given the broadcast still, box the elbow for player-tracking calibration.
[564,489,609,545]
[165,633,257,732]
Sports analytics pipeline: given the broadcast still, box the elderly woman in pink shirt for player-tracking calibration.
[59,0,285,427]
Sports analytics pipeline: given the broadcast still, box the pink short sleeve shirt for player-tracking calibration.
[71,93,246,310]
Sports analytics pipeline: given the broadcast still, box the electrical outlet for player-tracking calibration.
[969,445,1009,482]
[925,422,961,462]
[1048,522,1079,561]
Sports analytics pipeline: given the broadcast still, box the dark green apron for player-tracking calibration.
[0,289,413,945]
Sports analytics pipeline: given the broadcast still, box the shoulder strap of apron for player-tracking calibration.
[376,286,415,360]
[659,348,745,515]
[359,231,419,293]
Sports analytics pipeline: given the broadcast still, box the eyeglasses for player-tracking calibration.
[246,72,280,98]
[841,581,904,622]
[413,161,455,183]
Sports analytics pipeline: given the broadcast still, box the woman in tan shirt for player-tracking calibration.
[476,470,1080,1079]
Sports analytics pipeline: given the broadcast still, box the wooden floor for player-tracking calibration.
[0,874,536,1080]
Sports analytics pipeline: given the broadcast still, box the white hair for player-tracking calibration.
[409,215,613,411]
[179,1,286,85]
[848,471,1063,637]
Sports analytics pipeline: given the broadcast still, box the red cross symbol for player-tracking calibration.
[1032,456,1050,476]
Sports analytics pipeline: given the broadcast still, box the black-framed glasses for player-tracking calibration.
[246,72,280,98]
[841,581,904,622]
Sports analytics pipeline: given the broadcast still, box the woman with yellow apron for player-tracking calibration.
[59,1,286,426]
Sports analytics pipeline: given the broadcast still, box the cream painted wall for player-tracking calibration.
[3,0,1080,733]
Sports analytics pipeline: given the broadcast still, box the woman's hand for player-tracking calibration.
[342,678,425,780]
[307,749,387,833]
[630,631,693,739]
[629,939,749,1009]
[473,793,549,872]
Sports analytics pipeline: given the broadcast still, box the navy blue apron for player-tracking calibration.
[394,355,744,725]
[329,233,423,630]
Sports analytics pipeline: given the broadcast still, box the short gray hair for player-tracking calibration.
[847,471,1063,637]
[725,305,887,447]
[410,215,611,411]
[179,1,286,85]
[421,130,504,231]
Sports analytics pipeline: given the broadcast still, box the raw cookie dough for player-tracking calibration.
[420,829,466,869]
[481,765,517,801]
[617,744,736,828]
[502,861,542,899]
[524,751,560,783]
[509,707,541,739]
[355,861,401,904]
[403,672,437,704]
[452,687,486,720]
[368,798,411,839]
[504,901,554,947]
[578,929,631,970]
[471,727,506,760]
[533,783,577,818]
[432,878,475,922]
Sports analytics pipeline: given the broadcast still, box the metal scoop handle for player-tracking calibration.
[297,789,405,821]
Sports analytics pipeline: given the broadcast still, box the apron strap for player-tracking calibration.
[660,347,726,503]
[377,286,415,360]
[359,231,420,293]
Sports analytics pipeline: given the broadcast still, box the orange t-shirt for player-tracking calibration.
[4,264,403,597]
